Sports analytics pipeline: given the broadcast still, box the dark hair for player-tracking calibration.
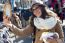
[31,3,49,19]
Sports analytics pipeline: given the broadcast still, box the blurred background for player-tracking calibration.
[0,0,65,43]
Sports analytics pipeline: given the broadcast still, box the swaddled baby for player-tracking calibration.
[40,32,59,43]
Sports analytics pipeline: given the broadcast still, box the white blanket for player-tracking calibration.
[34,17,57,30]
[40,32,59,43]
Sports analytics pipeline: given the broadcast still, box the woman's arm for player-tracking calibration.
[9,24,34,37]
[55,21,64,42]
[3,14,34,37]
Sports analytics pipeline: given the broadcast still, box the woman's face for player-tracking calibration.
[32,6,42,17]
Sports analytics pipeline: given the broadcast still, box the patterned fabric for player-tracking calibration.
[0,27,10,43]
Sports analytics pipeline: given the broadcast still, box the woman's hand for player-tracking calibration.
[47,38,63,43]
[3,15,12,27]
[47,39,58,43]
[56,39,64,43]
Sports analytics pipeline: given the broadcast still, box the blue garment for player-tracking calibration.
[13,36,33,43]
[0,11,3,22]
[10,0,14,11]
[21,9,32,20]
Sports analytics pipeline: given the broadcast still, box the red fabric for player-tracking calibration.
[60,14,63,19]
[51,0,57,9]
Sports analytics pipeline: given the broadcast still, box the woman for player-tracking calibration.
[3,3,64,43]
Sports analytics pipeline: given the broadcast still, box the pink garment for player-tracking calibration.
[51,0,57,9]
[62,0,65,7]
